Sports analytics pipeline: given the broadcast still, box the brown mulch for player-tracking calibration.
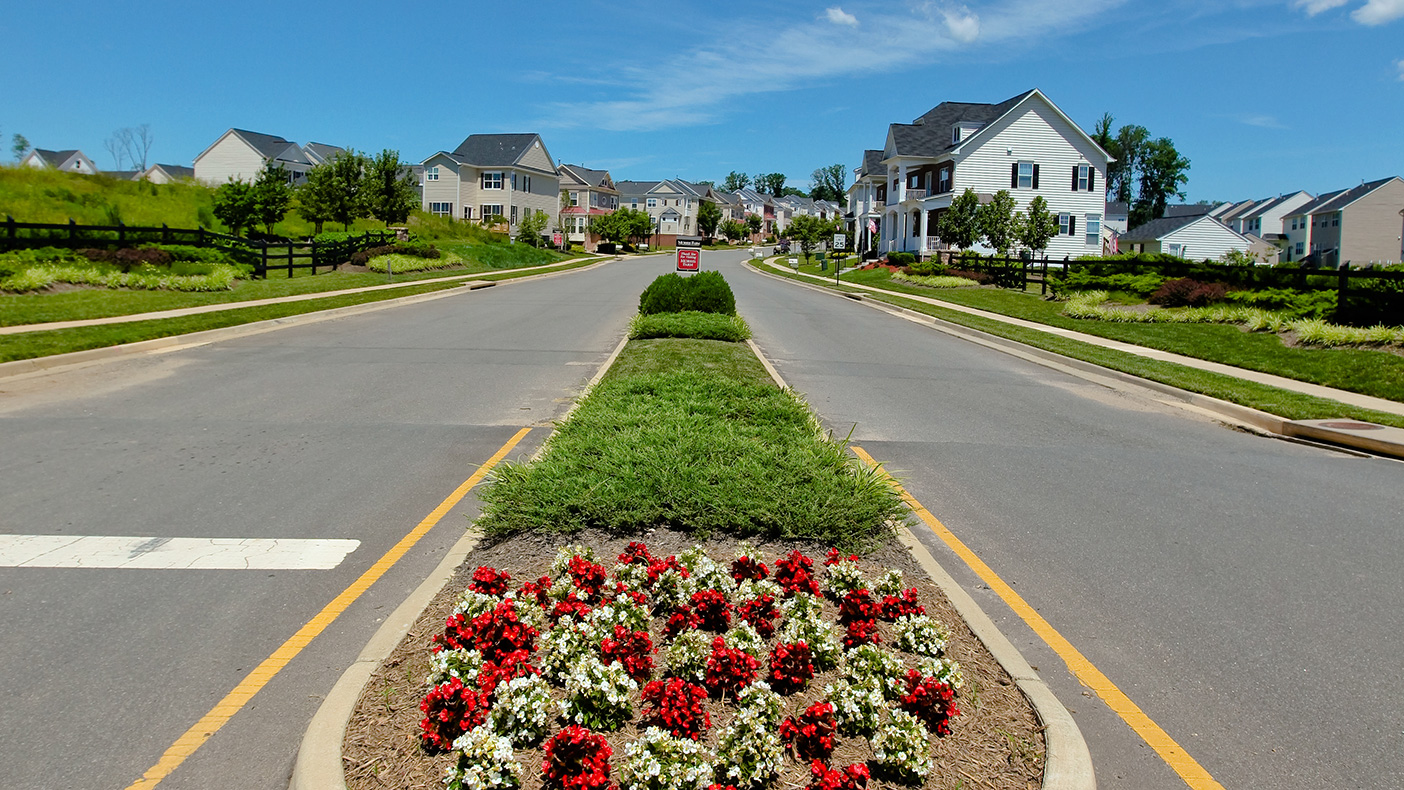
[342,527,1044,790]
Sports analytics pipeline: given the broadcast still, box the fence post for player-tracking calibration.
[311,240,318,274]
[69,218,77,242]
[198,227,205,247]
[5,215,13,250]
[1337,262,1350,323]
[118,221,125,246]
[261,243,269,280]
[1041,256,1048,296]
[162,224,170,244]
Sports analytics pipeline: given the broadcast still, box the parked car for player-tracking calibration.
[772,240,791,254]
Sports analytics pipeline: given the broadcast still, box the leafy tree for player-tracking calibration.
[1015,195,1058,255]
[296,163,339,234]
[720,219,747,242]
[936,188,981,251]
[516,209,549,246]
[362,149,419,227]
[778,186,806,198]
[697,199,722,237]
[746,214,763,235]
[251,163,292,234]
[1131,138,1190,228]
[212,179,257,236]
[754,173,787,196]
[722,171,749,192]
[809,164,847,203]
[786,214,830,262]
[592,207,653,248]
[976,189,1018,255]
[11,133,29,161]
[325,150,369,230]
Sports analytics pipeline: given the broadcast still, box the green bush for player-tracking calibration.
[639,271,737,316]
[888,252,916,266]
[906,259,946,276]
[1049,270,1167,298]
[1222,288,1337,320]
[629,311,752,342]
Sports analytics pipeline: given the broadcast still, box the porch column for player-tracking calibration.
[919,206,929,255]
[897,164,908,204]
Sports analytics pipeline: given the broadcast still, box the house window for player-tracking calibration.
[482,172,503,189]
[510,206,518,223]
[463,206,473,219]
[569,192,579,206]
[1168,243,1185,258]
[907,172,922,189]
[522,175,531,193]
[1017,161,1035,189]
[425,166,439,182]
[1296,242,1304,255]
[1332,213,1340,227]
[647,198,658,208]
[1059,213,1070,235]
[1085,214,1101,244]
[937,166,951,194]
[952,127,960,144]
[428,202,453,217]
[1076,164,1089,192]
[631,199,638,208]
[481,204,503,219]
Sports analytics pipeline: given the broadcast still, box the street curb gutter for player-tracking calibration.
[748,265,1404,460]
[288,330,632,790]
[0,256,617,384]
[745,340,1095,790]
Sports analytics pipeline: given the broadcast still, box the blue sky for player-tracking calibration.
[3,0,1401,203]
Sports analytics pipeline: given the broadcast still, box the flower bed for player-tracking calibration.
[344,529,1044,790]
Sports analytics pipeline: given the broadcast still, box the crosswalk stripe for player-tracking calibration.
[0,535,360,570]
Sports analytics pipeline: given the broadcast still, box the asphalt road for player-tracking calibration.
[0,257,677,790]
[720,251,1404,789]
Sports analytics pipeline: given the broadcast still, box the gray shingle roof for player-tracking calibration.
[1163,204,1214,219]
[303,142,346,164]
[155,164,194,179]
[229,129,297,160]
[890,90,1036,157]
[1286,189,1347,216]
[559,164,613,189]
[451,133,541,167]
[1306,177,1401,214]
[1105,201,1129,215]
[859,149,884,177]
[1122,213,1232,242]
[31,149,75,167]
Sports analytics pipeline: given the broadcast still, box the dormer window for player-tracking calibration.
[952,126,961,144]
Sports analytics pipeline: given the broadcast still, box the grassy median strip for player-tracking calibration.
[628,310,752,342]
[477,336,905,550]
[759,264,1404,430]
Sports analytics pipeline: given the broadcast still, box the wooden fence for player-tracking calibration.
[2,217,397,279]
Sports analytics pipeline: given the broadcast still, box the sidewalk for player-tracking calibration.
[0,255,609,336]
[762,261,1404,458]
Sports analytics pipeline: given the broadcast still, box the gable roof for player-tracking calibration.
[1285,189,1348,217]
[303,142,346,165]
[1163,204,1214,219]
[1122,213,1242,243]
[1241,192,1309,221]
[1306,177,1403,214]
[228,129,297,159]
[151,164,195,179]
[559,164,614,190]
[889,90,1035,158]
[614,180,660,197]
[451,133,541,167]
[30,149,80,167]
[1105,201,1129,215]
[859,149,884,177]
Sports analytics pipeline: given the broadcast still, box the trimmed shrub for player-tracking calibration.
[639,271,736,316]
[640,273,687,314]
[887,252,915,266]
[947,269,994,285]
[1149,278,1227,308]
[905,258,946,276]
[628,312,752,342]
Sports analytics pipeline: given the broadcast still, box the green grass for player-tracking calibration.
[757,263,1404,429]
[477,337,906,550]
[0,256,606,362]
[821,265,1404,405]
[628,311,752,342]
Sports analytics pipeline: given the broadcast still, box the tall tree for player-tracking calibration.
[976,189,1018,255]
[362,149,419,226]
[1110,124,1149,206]
[326,150,369,230]
[937,188,981,251]
[296,163,339,234]
[251,163,292,234]
[785,214,827,261]
[1131,138,1190,228]
[697,199,722,237]
[809,164,847,203]
[212,179,257,236]
[1016,195,1058,255]
[746,213,763,235]
[122,125,153,170]
[755,173,787,196]
[104,132,128,171]
[11,133,30,161]
[722,171,749,192]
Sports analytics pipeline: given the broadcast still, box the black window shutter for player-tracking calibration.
[1089,168,1096,191]
[1069,215,1077,236]
[1072,166,1079,191]
[1032,164,1040,189]
[1011,163,1018,189]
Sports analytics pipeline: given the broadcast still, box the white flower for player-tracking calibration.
[429,648,484,685]
[873,569,905,598]
[561,656,637,730]
[620,727,714,790]
[666,630,712,684]
[488,675,552,746]
[824,559,867,597]
[825,677,885,736]
[892,614,949,659]
[445,725,519,790]
[871,709,932,780]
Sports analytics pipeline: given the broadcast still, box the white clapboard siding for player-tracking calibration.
[194,132,267,185]
[1160,217,1251,261]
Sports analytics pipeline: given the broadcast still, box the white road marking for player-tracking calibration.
[0,535,360,570]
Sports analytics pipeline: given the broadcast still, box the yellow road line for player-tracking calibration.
[851,445,1225,790]
[127,426,533,790]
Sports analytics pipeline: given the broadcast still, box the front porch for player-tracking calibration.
[880,198,953,258]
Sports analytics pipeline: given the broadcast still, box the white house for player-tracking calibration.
[138,164,195,184]
[848,150,887,254]
[420,133,560,236]
[1120,214,1252,261]
[21,149,99,175]
[194,129,345,185]
[878,88,1112,259]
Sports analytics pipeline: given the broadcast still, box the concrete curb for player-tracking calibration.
[0,256,617,384]
[746,264,1404,460]
[288,324,633,790]
[744,339,1096,790]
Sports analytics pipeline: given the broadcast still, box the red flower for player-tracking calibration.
[476,648,539,702]
[432,599,538,662]
[645,555,689,587]
[779,701,837,760]
[518,575,553,608]
[600,624,655,682]
[843,618,882,650]
[568,556,610,602]
[735,594,779,639]
[418,678,487,752]
[730,555,769,582]
[806,760,869,790]
[543,725,613,790]
[612,581,649,607]
[898,668,960,737]
[704,635,759,697]
[838,590,880,623]
[774,550,821,597]
[664,605,703,640]
[768,641,815,693]
[618,541,654,566]
[690,589,732,632]
[470,565,512,596]
[551,592,593,624]
[641,678,711,740]
[823,548,860,567]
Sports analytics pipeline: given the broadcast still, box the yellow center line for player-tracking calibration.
[127,426,533,790]
[850,445,1225,790]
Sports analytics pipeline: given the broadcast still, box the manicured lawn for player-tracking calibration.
[831,266,1404,405]
[757,263,1404,429]
[476,336,905,550]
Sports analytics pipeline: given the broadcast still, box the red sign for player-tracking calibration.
[552,232,563,245]
[676,248,700,272]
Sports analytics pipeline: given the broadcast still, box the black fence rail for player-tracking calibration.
[2,217,398,279]
[912,249,1404,326]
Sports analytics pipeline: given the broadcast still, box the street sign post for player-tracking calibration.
[833,233,847,250]
[676,236,702,272]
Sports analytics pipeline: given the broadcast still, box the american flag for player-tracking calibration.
[867,219,877,234]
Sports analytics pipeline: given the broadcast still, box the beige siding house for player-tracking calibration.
[194,129,345,185]
[557,164,618,250]
[615,179,709,246]
[139,164,195,184]
[1297,177,1404,265]
[420,133,560,238]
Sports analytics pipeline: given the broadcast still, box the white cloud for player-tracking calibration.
[1291,0,1349,15]
[1239,114,1287,128]
[1397,58,1404,80]
[1352,0,1404,24]
[942,5,981,42]
[825,7,859,26]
